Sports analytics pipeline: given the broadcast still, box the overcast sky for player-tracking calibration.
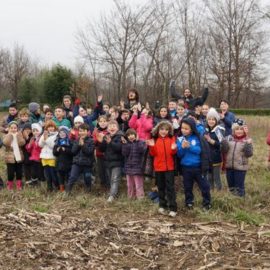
[0,0,146,68]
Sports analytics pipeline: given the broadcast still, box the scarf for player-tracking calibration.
[11,134,22,162]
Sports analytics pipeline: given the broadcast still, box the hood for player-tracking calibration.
[151,120,174,138]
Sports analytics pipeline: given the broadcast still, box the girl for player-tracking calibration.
[21,123,32,184]
[25,123,43,186]
[2,121,26,190]
[53,126,73,192]
[154,106,171,126]
[122,129,147,199]
[221,119,253,197]
[69,115,84,142]
[147,121,177,217]
[39,120,59,192]
[92,115,110,190]
[204,108,225,190]
[177,118,211,210]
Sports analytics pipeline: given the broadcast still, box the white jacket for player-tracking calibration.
[38,132,58,160]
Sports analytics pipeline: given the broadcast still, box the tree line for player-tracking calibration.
[0,0,270,108]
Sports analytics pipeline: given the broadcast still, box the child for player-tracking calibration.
[39,120,59,192]
[168,100,178,118]
[204,108,225,190]
[147,121,177,217]
[187,111,206,136]
[122,129,147,199]
[66,124,95,193]
[21,123,33,184]
[177,118,211,210]
[70,115,85,142]
[2,121,25,190]
[18,108,31,131]
[29,102,43,124]
[92,115,110,190]
[99,120,123,202]
[26,123,43,186]
[53,126,73,192]
[118,109,130,133]
[43,108,54,125]
[103,102,110,115]
[221,119,253,197]
[53,106,71,128]
[0,103,18,134]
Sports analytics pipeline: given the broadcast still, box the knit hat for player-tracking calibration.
[22,122,32,131]
[59,126,70,136]
[31,123,42,133]
[74,115,84,124]
[206,107,220,122]
[28,102,40,113]
[232,118,246,131]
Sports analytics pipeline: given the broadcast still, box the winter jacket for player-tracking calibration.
[221,135,253,171]
[220,111,235,136]
[128,113,153,141]
[149,136,177,172]
[52,117,71,128]
[92,127,109,158]
[69,128,91,142]
[196,122,206,136]
[71,136,95,167]
[122,140,147,175]
[26,137,42,162]
[118,118,130,133]
[2,133,25,164]
[39,132,58,160]
[53,141,73,171]
[206,125,225,165]
[18,120,31,131]
[30,112,43,125]
[99,131,124,168]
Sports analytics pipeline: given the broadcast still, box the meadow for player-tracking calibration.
[0,115,270,269]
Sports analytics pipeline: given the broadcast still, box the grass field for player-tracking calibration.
[0,115,270,269]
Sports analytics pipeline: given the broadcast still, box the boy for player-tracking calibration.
[53,106,71,128]
[168,100,177,118]
[18,108,31,131]
[0,103,18,134]
[66,124,95,193]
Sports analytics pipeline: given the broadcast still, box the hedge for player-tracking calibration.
[230,109,270,116]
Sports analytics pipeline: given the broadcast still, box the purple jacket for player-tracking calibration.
[122,140,147,175]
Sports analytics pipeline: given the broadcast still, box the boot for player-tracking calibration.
[16,180,23,190]
[7,181,13,190]
[59,185,65,192]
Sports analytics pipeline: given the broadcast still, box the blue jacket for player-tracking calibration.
[196,123,205,136]
[221,111,235,136]
[177,134,201,167]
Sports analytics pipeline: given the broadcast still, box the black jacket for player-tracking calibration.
[99,131,124,168]
[71,137,95,167]
[53,142,73,171]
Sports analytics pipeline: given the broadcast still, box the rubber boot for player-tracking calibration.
[59,184,65,192]
[7,181,13,190]
[16,180,23,190]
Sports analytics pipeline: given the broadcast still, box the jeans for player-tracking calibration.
[97,157,110,188]
[106,167,122,197]
[155,171,177,212]
[126,175,144,199]
[44,166,59,191]
[66,164,92,192]
[182,167,211,207]
[226,169,246,197]
[209,165,222,190]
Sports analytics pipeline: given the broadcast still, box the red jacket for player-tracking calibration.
[26,138,42,162]
[92,127,109,157]
[149,136,177,171]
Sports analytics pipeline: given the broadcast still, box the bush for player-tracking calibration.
[230,109,270,115]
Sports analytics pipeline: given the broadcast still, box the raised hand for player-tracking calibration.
[97,95,103,103]
[121,136,127,144]
[146,139,155,147]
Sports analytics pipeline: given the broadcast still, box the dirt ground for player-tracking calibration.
[0,199,270,270]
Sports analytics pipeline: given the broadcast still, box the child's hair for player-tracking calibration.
[110,106,119,113]
[108,120,119,128]
[156,105,171,119]
[19,108,30,117]
[44,120,57,131]
[8,121,18,128]
[103,102,110,107]
[79,123,90,131]
[125,128,137,137]
[98,115,108,122]
[120,109,130,115]
[9,103,17,109]
[152,121,174,138]
[168,99,177,104]
[177,103,185,109]
[63,95,72,101]
[44,108,54,115]
[54,105,64,111]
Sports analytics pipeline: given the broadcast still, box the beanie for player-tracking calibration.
[28,102,40,113]
[31,123,42,133]
[74,115,84,124]
[206,107,220,122]
[59,126,70,136]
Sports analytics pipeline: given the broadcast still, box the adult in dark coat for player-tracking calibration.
[170,80,209,110]
[219,100,235,136]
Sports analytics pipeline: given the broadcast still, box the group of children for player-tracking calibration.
[0,87,254,217]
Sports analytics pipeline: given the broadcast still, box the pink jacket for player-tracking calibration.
[26,138,42,162]
[128,113,153,141]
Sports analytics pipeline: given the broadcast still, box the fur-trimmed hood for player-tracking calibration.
[152,120,174,138]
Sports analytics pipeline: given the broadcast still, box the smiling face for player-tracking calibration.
[79,128,88,139]
[98,118,108,129]
[9,107,17,116]
[121,112,130,121]
[202,105,209,116]
[159,108,168,118]
[128,91,136,100]
[32,128,41,137]
[9,123,18,134]
[181,122,192,136]
[168,101,177,111]
[20,114,29,122]
[63,98,71,108]
[103,104,110,113]
[184,89,191,98]
[127,133,136,142]
[59,130,67,139]
[159,126,169,137]
[234,126,245,137]
[79,107,87,117]
[45,111,53,121]
[177,106,185,116]
[55,108,65,119]
[207,117,217,129]
[108,123,119,136]
[220,101,229,112]
[47,126,56,133]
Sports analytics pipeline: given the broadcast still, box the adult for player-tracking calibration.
[170,80,209,110]
[219,100,235,136]
[0,103,18,134]
[123,88,141,111]
[29,102,43,125]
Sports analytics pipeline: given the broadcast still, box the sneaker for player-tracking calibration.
[186,203,194,210]
[158,207,167,215]
[107,196,114,203]
[168,211,177,217]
